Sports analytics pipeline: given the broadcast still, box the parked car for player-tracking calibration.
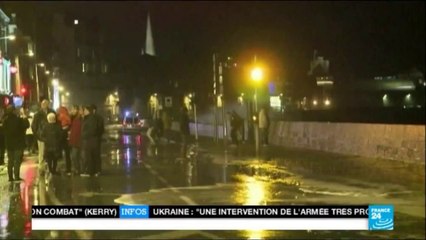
[122,113,145,129]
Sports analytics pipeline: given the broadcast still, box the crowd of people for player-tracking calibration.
[146,106,190,158]
[0,97,271,183]
[227,106,270,147]
[0,99,104,182]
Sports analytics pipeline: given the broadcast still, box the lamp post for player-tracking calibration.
[212,53,218,143]
[51,79,60,110]
[251,67,263,112]
[34,63,44,102]
[191,93,198,142]
[215,55,237,145]
[251,66,263,157]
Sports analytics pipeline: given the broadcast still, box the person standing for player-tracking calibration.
[230,110,243,146]
[81,106,98,177]
[69,105,83,176]
[3,106,29,182]
[147,119,161,157]
[57,106,72,175]
[179,106,190,158]
[258,107,270,146]
[31,99,55,165]
[21,108,36,154]
[91,104,104,176]
[42,113,62,175]
[161,110,172,143]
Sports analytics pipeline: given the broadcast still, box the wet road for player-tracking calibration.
[0,125,425,239]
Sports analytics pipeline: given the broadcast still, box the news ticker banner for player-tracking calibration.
[31,205,394,231]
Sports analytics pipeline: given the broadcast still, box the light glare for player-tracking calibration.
[251,67,263,82]
[324,99,331,106]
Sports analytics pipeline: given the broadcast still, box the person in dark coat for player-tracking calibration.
[3,106,29,182]
[230,110,243,146]
[81,105,99,177]
[42,113,62,175]
[91,104,104,176]
[31,99,55,165]
[179,106,190,157]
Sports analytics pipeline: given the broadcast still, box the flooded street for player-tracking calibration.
[0,126,424,239]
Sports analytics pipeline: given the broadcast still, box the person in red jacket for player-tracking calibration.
[69,105,83,175]
[57,106,72,175]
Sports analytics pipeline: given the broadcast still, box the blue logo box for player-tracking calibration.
[368,205,394,230]
[119,205,149,218]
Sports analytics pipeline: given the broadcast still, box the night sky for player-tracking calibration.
[2,1,425,88]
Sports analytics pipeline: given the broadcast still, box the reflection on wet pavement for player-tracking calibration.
[1,158,40,239]
[0,127,424,239]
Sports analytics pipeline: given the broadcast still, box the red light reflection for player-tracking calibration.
[136,135,142,145]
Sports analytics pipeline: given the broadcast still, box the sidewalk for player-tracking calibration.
[0,151,34,175]
[0,152,38,188]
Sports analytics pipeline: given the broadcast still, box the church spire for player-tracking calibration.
[142,13,156,56]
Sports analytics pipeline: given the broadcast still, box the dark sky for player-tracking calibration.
[2,1,425,86]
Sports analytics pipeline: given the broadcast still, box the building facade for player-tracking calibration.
[50,14,109,108]
[0,8,12,98]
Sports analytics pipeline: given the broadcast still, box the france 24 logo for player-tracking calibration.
[368,205,394,230]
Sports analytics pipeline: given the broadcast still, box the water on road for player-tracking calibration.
[0,126,424,239]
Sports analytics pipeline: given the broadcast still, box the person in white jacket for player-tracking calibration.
[21,108,36,154]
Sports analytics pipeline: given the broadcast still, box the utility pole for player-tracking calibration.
[213,53,218,142]
[35,63,40,102]
[253,55,260,157]
[194,98,198,141]
[219,61,227,146]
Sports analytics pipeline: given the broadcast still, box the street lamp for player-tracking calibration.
[250,66,263,157]
[251,67,263,112]
[45,70,50,75]
[149,93,160,119]
[187,93,198,141]
[0,35,15,40]
[251,67,263,83]
[35,62,45,102]
[324,98,331,106]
